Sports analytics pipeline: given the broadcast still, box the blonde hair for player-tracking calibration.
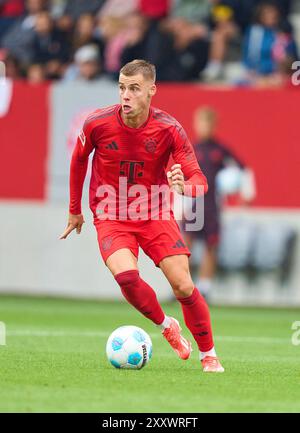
[120,59,156,82]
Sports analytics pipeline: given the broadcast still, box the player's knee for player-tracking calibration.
[172,279,194,298]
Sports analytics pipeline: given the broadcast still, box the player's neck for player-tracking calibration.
[121,108,150,129]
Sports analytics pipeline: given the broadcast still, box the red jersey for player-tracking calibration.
[69,104,207,220]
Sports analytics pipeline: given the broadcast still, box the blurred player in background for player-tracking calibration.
[60,59,224,373]
[183,107,255,300]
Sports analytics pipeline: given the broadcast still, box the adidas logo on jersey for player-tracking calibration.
[105,141,119,150]
[172,239,186,249]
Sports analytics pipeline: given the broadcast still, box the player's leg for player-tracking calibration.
[137,218,195,360]
[105,247,166,326]
[159,254,224,372]
[138,216,223,371]
[106,248,138,275]
[159,254,213,350]
[94,217,168,328]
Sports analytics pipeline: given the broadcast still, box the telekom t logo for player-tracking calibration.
[0,322,6,346]
[120,161,144,184]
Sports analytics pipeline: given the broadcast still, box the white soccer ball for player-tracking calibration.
[216,166,243,195]
[106,326,152,370]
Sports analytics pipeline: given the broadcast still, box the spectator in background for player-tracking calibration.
[1,0,48,66]
[120,13,150,64]
[120,13,174,81]
[31,11,70,79]
[27,62,46,83]
[160,0,295,83]
[182,107,253,300]
[0,0,24,40]
[71,13,104,61]
[171,0,211,23]
[98,0,138,19]
[243,1,297,80]
[139,0,170,20]
[160,0,211,80]
[216,0,262,33]
[63,43,103,81]
[2,52,22,79]
[120,13,209,82]
[0,0,297,85]
[138,0,172,71]
[201,0,287,81]
[96,14,126,78]
[95,0,140,78]
[98,0,170,21]
[160,17,209,80]
[63,0,105,21]
[202,0,241,81]
[97,0,172,79]
[57,0,105,32]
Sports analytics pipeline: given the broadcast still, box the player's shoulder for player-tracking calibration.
[151,106,183,131]
[83,104,119,130]
[151,106,188,146]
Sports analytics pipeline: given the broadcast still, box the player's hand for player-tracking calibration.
[167,164,184,195]
[60,213,85,239]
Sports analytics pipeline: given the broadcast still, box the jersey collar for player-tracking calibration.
[116,105,153,131]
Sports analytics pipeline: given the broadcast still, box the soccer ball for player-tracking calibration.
[216,166,243,195]
[106,326,152,370]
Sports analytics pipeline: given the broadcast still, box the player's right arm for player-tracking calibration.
[60,123,94,239]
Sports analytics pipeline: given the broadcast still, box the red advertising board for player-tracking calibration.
[0,81,49,199]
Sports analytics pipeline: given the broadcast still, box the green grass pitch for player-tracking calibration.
[0,295,299,413]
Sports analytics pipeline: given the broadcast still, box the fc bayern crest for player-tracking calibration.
[144,137,157,153]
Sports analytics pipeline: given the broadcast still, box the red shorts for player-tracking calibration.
[94,216,191,267]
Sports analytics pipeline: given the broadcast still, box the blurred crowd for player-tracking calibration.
[0,0,298,86]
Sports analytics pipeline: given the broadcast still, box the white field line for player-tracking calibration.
[5,330,289,344]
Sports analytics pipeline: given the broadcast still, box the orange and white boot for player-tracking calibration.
[162,317,192,360]
[201,356,225,373]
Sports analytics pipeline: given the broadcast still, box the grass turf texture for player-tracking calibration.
[0,295,299,413]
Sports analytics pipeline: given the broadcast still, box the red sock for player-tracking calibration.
[177,288,214,352]
[114,270,165,325]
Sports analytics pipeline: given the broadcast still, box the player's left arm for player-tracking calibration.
[168,124,208,197]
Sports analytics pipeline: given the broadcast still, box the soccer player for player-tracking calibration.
[183,107,252,299]
[60,59,224,373]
